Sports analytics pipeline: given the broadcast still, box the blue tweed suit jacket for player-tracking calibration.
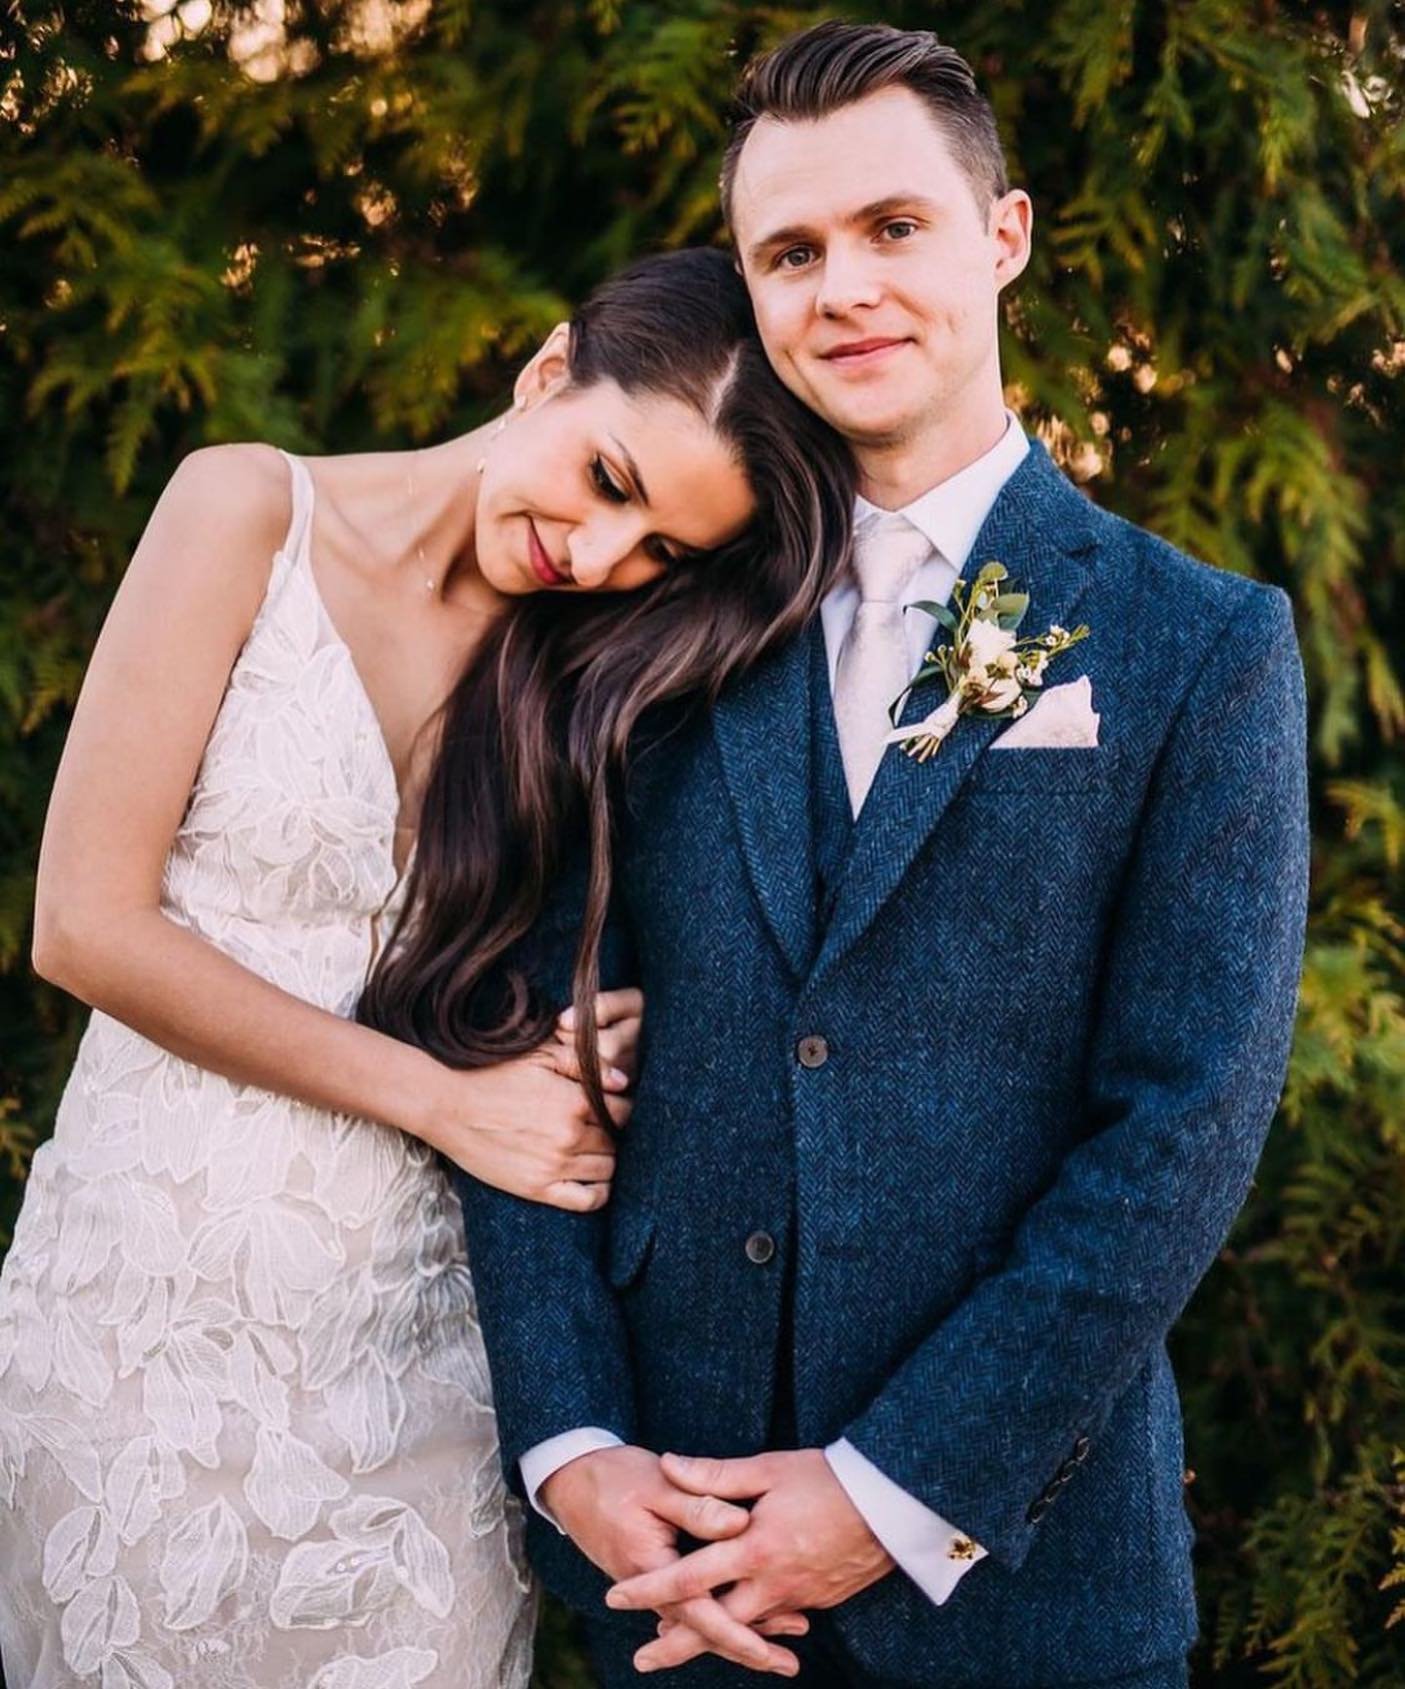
[455,439,1310,1687]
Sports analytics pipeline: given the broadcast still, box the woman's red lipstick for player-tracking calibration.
[526,518,570,587]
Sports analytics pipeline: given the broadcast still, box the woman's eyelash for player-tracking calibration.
[590,456,628,503]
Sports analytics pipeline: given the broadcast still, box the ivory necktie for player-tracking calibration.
[833,511,934,814]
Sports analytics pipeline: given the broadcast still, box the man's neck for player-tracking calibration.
[854,394,1009,510]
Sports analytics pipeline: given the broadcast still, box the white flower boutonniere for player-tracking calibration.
[884,561,1090,761]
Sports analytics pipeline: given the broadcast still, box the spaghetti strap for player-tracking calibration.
[275,447,316,563]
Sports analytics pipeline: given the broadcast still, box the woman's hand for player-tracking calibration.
[548,988,645,1090]
[417,1048,629,1212]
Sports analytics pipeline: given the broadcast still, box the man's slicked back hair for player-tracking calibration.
[720,20,1009,229]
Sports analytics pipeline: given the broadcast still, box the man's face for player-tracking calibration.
[731,86,1031,448]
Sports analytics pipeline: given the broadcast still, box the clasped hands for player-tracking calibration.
[541,1444,895,1676]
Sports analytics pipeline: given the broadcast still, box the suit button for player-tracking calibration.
[796,1035,829,1069]
[745,1230,776,1265]
[1026,1497,1049,1524]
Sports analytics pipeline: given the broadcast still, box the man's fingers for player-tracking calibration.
[634,1597,798,1676]
[650,1485,750,1542]
[659,1450,779,1500]
[756,1611,810,1637]
[607,1540,744,1611]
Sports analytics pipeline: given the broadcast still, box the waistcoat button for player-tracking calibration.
[796,1035,829,1069]
[745,1231,776,1265]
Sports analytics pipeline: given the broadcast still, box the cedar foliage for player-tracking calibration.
[1,3,1402,1684]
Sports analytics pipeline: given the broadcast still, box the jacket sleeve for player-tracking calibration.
[452,872,641,1496]
[841,583,1310,1569]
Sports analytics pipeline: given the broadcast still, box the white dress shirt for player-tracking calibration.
[519,412,1030,1609]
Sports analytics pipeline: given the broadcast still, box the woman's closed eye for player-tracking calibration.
[590,454,690,569]
[590,455,629,504]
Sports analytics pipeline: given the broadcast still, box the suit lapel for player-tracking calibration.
[710,623,818,979]
[811,442,1101,987]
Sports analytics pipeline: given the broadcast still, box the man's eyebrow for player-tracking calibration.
[747,195,941,262]
[610,433,650,507]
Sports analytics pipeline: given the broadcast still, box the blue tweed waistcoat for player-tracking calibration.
[455,439,1310,1688]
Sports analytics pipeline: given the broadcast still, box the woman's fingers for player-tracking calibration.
[558,990,645,1032]
[598,1092,633,1130]
[542,1180,611,1213]
[569,1121,618,1159]
[594,989,644,1027]
[545,1044,630,1091]
[566,1153,616,1184]
[594,1018,641,1072]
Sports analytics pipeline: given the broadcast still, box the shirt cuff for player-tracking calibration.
[824,1437,988,1607]
[519,1427,625,1533]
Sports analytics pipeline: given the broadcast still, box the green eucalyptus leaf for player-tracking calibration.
[910,600,959,631]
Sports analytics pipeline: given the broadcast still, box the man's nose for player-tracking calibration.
[814,248,883,317]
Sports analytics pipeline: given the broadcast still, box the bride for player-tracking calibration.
[0,248,854,1688]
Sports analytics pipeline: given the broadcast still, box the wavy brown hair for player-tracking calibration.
[359,248,854,1122]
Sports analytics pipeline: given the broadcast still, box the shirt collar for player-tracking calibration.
[853,409,1030,570]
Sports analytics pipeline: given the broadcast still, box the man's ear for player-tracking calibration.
[992,190,1034,292]
[514,321,572,409]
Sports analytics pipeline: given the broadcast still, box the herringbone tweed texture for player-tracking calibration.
[455,440,1310,1689]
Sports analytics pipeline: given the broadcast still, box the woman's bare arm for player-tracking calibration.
[32,444,623,1211]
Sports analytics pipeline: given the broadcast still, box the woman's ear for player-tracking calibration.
[513,322,572,409]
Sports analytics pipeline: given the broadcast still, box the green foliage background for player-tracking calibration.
[2,2,1403,1683]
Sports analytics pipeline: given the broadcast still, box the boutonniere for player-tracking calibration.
[884,561,1090,761]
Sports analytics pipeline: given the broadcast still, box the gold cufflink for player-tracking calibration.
[947,1536,979,1561]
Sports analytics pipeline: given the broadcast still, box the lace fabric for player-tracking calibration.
[0,453,535,1687]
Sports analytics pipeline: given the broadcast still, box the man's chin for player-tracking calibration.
[818,399,926,450]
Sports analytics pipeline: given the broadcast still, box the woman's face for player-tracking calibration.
[474,336,757,597]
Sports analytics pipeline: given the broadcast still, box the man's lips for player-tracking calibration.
[819,337,908,364]
[526,517,570,586]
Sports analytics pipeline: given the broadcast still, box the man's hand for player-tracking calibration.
[542,1444,810,1675]
[604,1450,896,1674]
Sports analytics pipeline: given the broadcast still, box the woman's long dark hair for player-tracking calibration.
[359,249,854,1122]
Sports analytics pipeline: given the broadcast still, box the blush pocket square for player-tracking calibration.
[991,674,1101,749]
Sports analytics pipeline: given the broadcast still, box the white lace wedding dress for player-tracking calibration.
[0,453,536,1688]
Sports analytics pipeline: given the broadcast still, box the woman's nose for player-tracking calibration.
[568,522,635,589]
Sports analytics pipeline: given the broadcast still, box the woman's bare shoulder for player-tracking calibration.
[128,442,300,619]
[157,441,293,551]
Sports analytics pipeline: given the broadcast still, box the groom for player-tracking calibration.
[457,20,1309,1689]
